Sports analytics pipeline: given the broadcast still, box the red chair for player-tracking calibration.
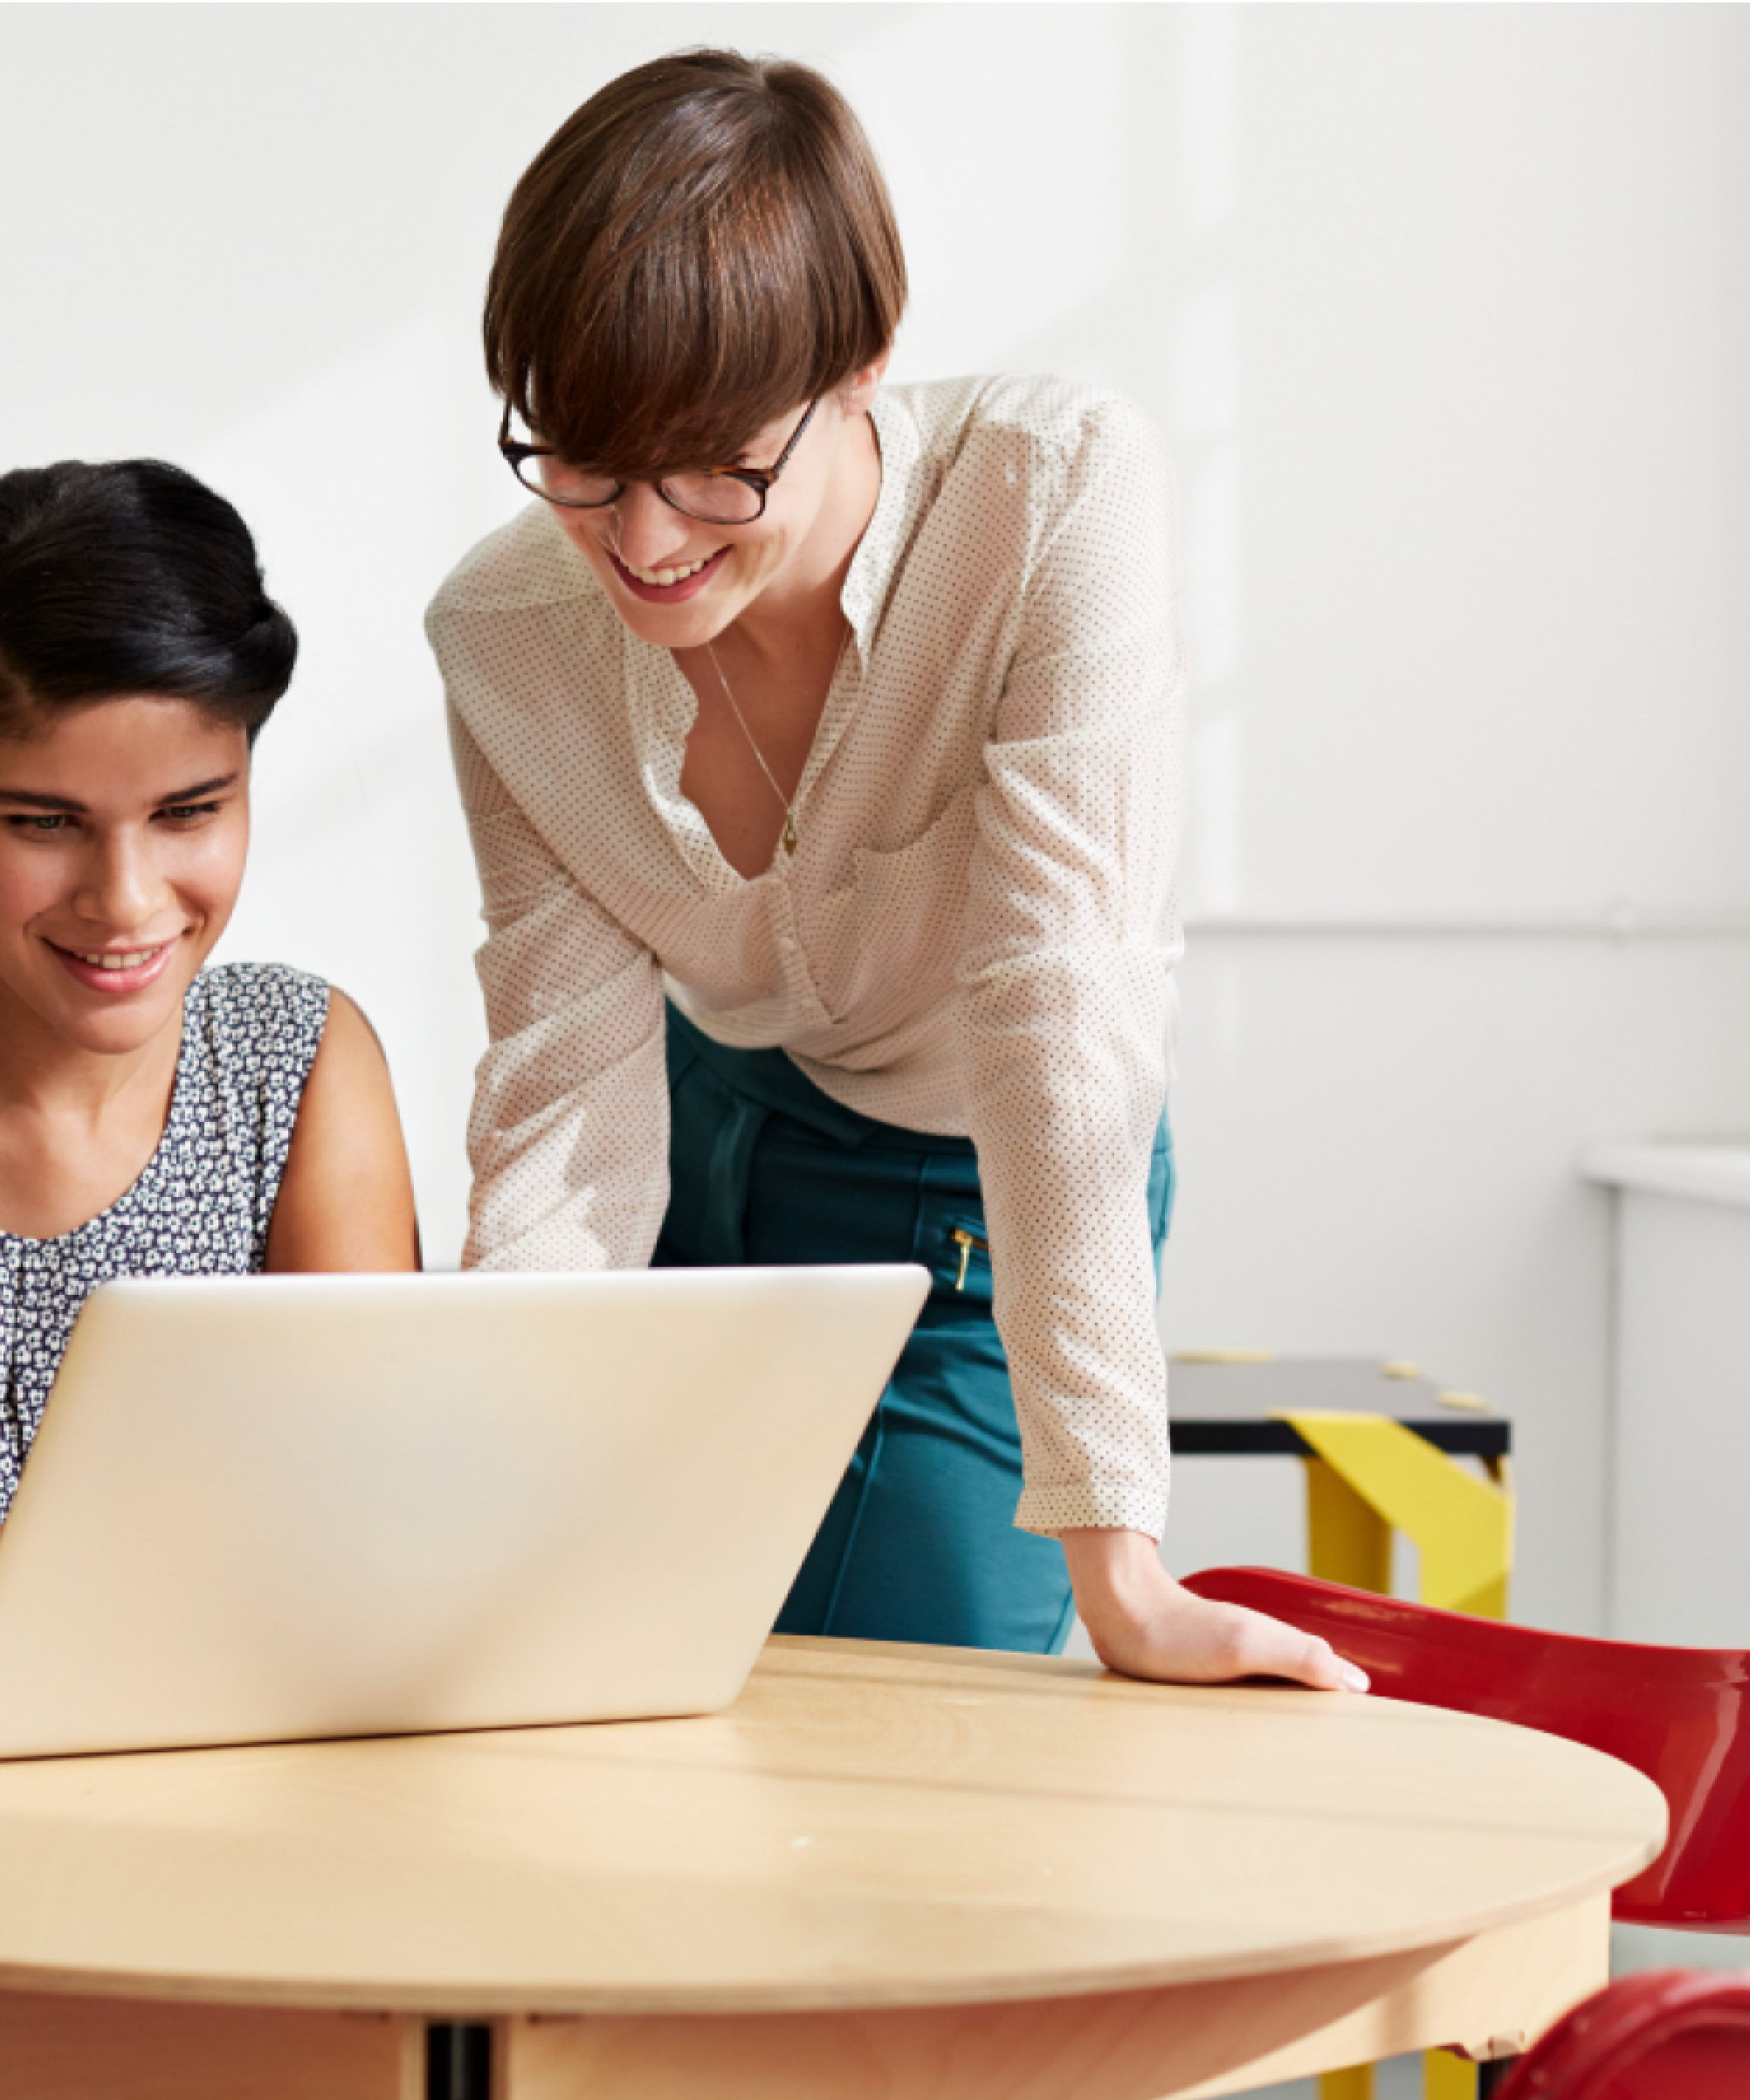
[1182,1566,1750,1928]
[1492,1973,1750,2097]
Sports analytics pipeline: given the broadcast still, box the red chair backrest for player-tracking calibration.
[1492,1973,1750,2098]
[1182,1566,1750,1930]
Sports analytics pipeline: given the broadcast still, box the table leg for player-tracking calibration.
[1306,1457,1394,1594]
[428,2021,496,2099]
[1293,1417,1513,1619]
[1425,2048,1480,2098]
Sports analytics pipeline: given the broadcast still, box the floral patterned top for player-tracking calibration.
[0,962,329,1520]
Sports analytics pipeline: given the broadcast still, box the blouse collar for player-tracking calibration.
[841,386,922,662]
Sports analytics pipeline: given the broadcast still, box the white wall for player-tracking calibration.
[1140,3,1750,1645]
[3,5,1748,1661]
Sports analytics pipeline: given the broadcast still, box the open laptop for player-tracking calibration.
[0,1265,928,1759]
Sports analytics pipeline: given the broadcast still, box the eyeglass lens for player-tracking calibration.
[520,455,765,525]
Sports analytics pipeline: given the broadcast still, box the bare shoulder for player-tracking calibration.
[265,987,421,1273]
[311,985,391,1080]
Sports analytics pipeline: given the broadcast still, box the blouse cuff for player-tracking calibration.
[1014,1477,1169,1543]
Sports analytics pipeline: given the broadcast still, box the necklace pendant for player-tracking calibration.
[782,814,798,857]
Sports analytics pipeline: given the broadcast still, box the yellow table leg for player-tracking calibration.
[1322,2047,1480,2097]
[1425,2048,1480,2099]
[1293,1416,1513,2100]
[1306,1456,1395,1593]
[1285,1414,1512,1618]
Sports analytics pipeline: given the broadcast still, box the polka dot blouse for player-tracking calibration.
[428,376,1185,1539]
[0,963,329,1522]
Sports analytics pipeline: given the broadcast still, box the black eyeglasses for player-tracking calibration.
[498,399,819,526]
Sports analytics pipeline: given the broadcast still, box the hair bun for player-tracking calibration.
[0,459,299,742]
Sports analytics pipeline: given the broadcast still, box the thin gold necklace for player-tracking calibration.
[703,630,847,859]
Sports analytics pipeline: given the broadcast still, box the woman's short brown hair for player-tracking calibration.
[485,49,907,479]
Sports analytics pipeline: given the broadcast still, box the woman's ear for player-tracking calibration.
[838,350,892,417]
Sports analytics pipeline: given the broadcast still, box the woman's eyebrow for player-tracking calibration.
[0,773,243,813]
[153,773,242,805]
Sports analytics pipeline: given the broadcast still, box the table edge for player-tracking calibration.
[0,1642,1668,2017]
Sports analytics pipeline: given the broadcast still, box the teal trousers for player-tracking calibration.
[655,1005,1174,1655]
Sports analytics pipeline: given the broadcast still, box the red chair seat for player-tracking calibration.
[1182,1566,1750,1928]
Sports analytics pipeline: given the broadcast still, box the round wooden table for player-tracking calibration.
[0,1635,1664,2099]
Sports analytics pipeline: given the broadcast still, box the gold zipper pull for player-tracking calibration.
[950,1228,989,1291]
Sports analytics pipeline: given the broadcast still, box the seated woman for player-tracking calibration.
[0,458,419,1522]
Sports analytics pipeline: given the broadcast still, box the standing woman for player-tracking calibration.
[431,50,1361,1690]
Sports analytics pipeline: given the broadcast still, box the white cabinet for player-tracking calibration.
[1583,1144,1750,1649]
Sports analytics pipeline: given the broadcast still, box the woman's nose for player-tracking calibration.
[605,483,700,574]
[75,832,162,932]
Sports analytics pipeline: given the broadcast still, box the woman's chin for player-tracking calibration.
[613,589,744,652]
[14,972,191,1062]
[62,1005,184,1060]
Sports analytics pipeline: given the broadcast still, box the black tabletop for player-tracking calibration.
[1168,1356,1511,1458]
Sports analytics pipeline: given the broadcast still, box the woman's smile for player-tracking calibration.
[607,543,730,602]
[45,936,182,998]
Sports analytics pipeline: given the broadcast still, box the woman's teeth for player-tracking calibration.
[626,554,713,587]
[76,947,162,970]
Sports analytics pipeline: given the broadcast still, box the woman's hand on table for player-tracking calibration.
[1060,1529,1369,1692]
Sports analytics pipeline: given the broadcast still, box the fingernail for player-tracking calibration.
[1340,1663,1370,1693]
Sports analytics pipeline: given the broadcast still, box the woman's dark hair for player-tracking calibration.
[486,48,908,478]
[0,458,296,743]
